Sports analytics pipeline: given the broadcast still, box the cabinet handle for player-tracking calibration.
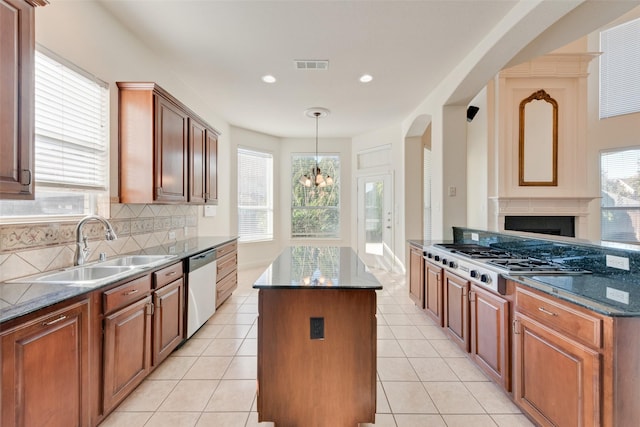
[43,315,67,326]
[147,302,154,315]
[124,289,139,296]
[512,319,520,335]
[468,290,475,302]
[538,306,558,316]
[22,169,32,186]
[165,271,177,277]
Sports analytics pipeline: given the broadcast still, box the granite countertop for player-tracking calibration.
[407,238,640,317]
[253,246,382,290]
[0,236,237,324]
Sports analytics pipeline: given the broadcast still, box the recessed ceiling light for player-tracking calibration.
[262,75,276,83]
[359,74,373,83]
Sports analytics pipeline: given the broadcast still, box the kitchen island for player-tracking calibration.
[253,246,382,427]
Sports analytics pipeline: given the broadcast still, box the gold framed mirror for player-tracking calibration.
[518,89,558,186]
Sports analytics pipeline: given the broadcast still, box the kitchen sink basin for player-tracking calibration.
[97,254,176,268]
[9,266,137,286]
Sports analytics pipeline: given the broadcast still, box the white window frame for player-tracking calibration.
[291,153,340,239]
[0,46,110,224]
[599,17,640,119]
[237,147,274,243]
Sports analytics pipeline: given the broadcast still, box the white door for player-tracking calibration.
[357,174,393,270]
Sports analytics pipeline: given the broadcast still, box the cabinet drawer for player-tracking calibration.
[515,286,602,348]
[217,270,237,293]
[216,241,237,259]
[103,275,152,314]
[154,262,184,289]
[217,252,237,280]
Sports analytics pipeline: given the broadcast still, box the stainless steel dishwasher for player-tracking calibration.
[187,248,217,338]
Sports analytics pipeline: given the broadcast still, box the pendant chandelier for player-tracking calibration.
[300,107,333,188]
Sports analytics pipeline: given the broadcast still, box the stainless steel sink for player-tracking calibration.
[9,266,137,286]
[97,254,176,268]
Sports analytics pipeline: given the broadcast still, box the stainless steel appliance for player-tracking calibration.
[187,248,217,338]
[424,243,590,294]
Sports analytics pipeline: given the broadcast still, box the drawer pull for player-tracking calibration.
[165,271,177,277]
[538,306,558,316]
[43,315,67,326]
[124,289,139,296]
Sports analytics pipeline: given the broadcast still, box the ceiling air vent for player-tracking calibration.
[294,60,329,70]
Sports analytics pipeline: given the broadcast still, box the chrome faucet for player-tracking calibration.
[74,215,117,265]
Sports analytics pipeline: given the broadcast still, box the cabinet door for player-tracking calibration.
[103,295,152,412]
[408,247,424,307]
[0,0,35,199]
[189,118,206,203]
[205,129,218,203]
[513,312,601,427]
[155,95,188,202]
[1,299,89,427]
[470,284,509,390]
[443,272,469,352]
[425,261,443,326]
[153,278,184,365]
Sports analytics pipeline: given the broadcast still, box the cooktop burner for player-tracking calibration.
[486,258,590,274]
[434,244,514,259]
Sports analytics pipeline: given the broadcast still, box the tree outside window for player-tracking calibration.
[291,154,340,238]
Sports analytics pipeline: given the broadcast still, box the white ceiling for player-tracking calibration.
[95,0,633,138]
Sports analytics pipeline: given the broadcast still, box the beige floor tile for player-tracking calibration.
[491,414,537,427]
[157,379,219,412]
[172,338,213,356]
[377,325,395,339]
[183,356,233,380]
[237,338,257,356]
[359,413,397,426]
[376,381,391,413]
[378,303,407,314]
[206,313,235,325]
[400,303,425,315]
[423,382,485,414]
[409,358,459,382]
[193,323,224,338]
[237,303,258,314]
[223,356,257,379]
[429,339,467,357]
[382,381,438,413]
[144,411,201,427]
[204,379,256,412]
[417,325,448,340]
[116,379,177,411]
[377,296,398,305]
[99,411,152,427]
[377,315,388,325]
[246,323,258,338]
[389,325,425,339]
[378,339,406,357]
[215,303,241,314]
[195,412,249,426]
[217,324,252,339]
[202,338,243,356]
[466,381,521,414]
[377,357,420,381]
[394,414,447,427]
[245,412,275,426]
[445,357,489,381]
[397,339,439,358]
[441,414,498,427]
[383,313,413,325]
[407,313,437,326]
[148,356,198,380]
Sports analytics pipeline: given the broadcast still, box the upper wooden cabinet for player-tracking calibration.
[0,0,47,200]
[117,82,220,204]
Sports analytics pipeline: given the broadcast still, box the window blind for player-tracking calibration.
[599,17,640,119]
[34,49,109,190]
[238,148,273,242]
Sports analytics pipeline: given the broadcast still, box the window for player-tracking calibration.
[291,154,340,238]
[599,17,640,119]
[601,148,640,243]
[0,47,109,221]
[238,148,273,242]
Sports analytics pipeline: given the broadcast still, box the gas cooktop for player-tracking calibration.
[434,243,514,259]
[485,258,590,274]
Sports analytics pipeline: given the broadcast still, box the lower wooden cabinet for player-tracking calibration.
[153,276,184,365]
[102,278,153,413]
[424,260,443,326]
[1,299,90,427]
[469,284,510,390]
[443,271,470,352]
[408,245,424,308]
[216,240,238,307]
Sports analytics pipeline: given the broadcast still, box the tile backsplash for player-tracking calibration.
[0,204,198,282]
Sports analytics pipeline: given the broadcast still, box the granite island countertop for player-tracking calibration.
[0,236,237,324]
[253,246,382,290]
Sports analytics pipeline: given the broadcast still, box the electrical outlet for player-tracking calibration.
[448,186,456,197]
[471,233,479,242]
[168,231,176,240]
[606,255,629,271]
[606,287,629,304]
[310,317,324,340]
